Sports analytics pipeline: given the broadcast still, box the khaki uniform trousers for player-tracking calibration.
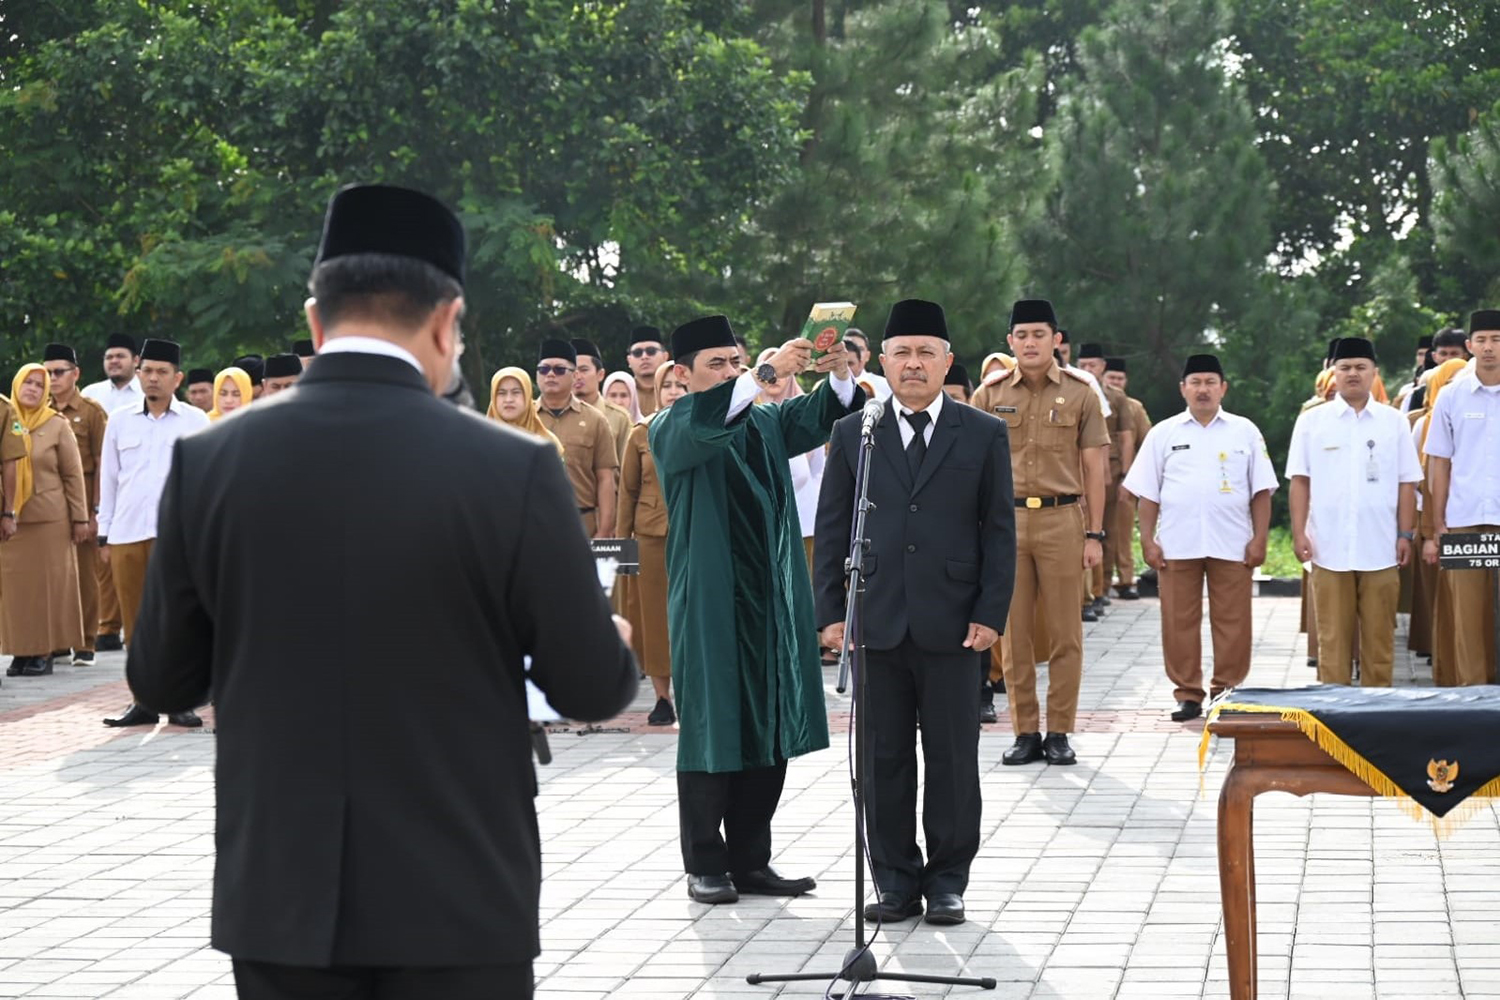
[1158,558,1252,703]
[109,540,154,644]
[1093,484,1122,595]
[1312,564,1400,686]
[74,537,101,652]
[1108,492,1136,587]
[1407,531,1437,659]
[637,534,672,679]
[1433,524,1499,686]
[96,553,123,637]
[1000,504,1085,734]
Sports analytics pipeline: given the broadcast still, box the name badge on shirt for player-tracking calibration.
[1465,412,1485,420]
[1171,444,1190,451]
[994,406,1017,414]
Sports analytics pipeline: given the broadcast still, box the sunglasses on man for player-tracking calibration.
[628,346,662,359]
[536,364,575,377]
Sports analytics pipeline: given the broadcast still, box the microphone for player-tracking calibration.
[859,398,885,437]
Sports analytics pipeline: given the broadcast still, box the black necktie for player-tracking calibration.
[905,410,930,479]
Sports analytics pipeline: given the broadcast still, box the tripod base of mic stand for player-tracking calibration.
[747,943,997,989]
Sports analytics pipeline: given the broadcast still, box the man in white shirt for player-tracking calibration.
[97,338,210,728]
[1421,309,1500,684]
[1123,355,1277,721]
[843,329,891,401]
[82,333,145,414]
[1287,337,1421,686]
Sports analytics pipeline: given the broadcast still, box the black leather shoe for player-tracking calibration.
[734,866,816,896]
[1003,732,1044,765]
[1081,605,1098,622]
[647,697,676,726]
[6,657,27,677]
[862,891,923,923]
[979,700,998,725]
[73,650,95,666]
[1115,585,1140,600]
[924,893,966,926]
[20,656,54,676]
[1170,700,1202,722]
[1306,657,1318,667]
[95,633,123,652]
[168,711,203,728]
[686,874,738,904]
[1042,732,1076,765]
[1095,594,1111,608]
[103,703,159,728]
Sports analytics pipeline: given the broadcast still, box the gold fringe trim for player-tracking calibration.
[1197,702,1500,839]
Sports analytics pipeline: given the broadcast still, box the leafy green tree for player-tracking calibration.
[1024,0,1272,418]
[1432,99,1500,307]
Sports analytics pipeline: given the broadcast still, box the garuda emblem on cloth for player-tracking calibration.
[1427,759,1458,793]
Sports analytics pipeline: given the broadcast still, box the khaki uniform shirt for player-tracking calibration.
[52,392,108,502]
[1103,385,1130,482]
[585,398,634,462]
[537,398,619,512]
[636,381,658,417]
[1,396,28,462]
[971,362,1109,497]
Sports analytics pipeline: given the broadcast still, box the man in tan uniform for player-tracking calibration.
[535,338,618,538]
[627,325,668,417]
[572,338,632,459]
[43,344,109,665]
[1075,344,1133,616]
[1103,357,1150,598]
[971,299,1108,766]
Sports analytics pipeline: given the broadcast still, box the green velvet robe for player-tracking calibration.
[650,376,863,773]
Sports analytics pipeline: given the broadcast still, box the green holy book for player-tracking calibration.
[800,302,858,360]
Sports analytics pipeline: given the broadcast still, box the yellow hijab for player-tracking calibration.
[488,367,564,457]
[9,364,57,517]
[209,367,253,422]
[1419,358,1472,466]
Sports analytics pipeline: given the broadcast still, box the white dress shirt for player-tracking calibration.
[853,370,892,402]
[727,369,856,423]
[82,377,145,414]
[789,446,827,539]
[1285,395,1422,571]
[317,335,423,374]
[1122,408,1278,561]
[894,391,943,448]
[1421,374,1500,528]
[97,398,210,545]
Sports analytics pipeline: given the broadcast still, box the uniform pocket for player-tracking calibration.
[1042,412,1077,450]
[946,559,979,583]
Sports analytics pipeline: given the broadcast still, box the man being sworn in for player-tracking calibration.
[651,315,863,905]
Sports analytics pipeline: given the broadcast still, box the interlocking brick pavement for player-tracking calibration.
[1,597,1492,1000]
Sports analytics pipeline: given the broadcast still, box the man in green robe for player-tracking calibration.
[650,314,863,905]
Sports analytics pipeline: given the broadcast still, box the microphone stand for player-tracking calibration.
[748,412,995,996]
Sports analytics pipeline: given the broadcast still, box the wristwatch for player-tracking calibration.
[754,363,779,386]
[1085,530,1107,542]
[1,512,14,520]
[1398,530,1416,541]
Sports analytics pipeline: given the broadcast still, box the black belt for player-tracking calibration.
[1014,495,1079,509]
[578,507,596,514]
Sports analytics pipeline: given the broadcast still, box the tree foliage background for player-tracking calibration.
[4,0,1500,509]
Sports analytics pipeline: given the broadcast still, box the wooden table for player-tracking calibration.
[1209,713,1377,1000]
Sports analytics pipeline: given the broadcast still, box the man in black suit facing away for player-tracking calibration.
[125,184,637,1000]
[815,299,1016,927]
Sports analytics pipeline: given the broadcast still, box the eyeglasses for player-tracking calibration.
[43,367,75,379]
[628,346,662,358]
[536,365,575,377]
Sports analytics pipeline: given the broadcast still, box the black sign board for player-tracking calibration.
[590,537,640,576]
[1439,532,1500,570]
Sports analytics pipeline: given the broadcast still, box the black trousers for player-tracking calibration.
[232,959,532,999]
[865,636,982,897]
[677,760,788,875]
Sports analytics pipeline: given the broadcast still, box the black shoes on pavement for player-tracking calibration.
[1114,585,1140,600]
[924,893,966,926]
[686,874,738,905]
[863,891,924,923]
[95,633,123,652]
[1171,700,1203,722]
[102,705,203,728]
[647,697,676,726]
[734,866,815,896]
[6,656,54,677]
[1003,732,1077,765]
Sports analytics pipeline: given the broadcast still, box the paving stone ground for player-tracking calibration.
[2,596,1495,999]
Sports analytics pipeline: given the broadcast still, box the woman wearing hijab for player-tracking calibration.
[1414,358,1471,684]
[209,367,253,422]
[487,367,564,457]
[617,362,686,725]
[1,365,88,678]
[602,371,642,424]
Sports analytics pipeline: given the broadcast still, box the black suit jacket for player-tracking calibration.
[126,352,637,968]
[814,395,1016,652]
